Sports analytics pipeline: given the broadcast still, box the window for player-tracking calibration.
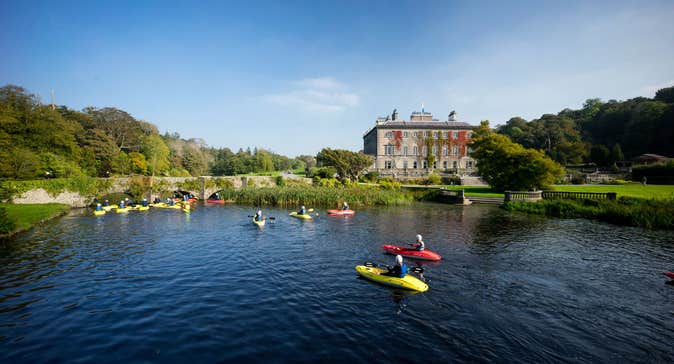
[403,146,408,156]
[425,131,431,137]
[422,146,427,156]
[403,160,408,169]
[443,161,447,169]
[432,146,437,155]
[413,146,418,155]
[433,132,438,138]
[453,146,459,155]
[453,131,459,139]
[443,131,449,138]
[384,144,395,155]
[442,146,448,156]
[385,131,393,138]
[467,132,473,139]
[422,160,428,168]
[413,161,417,169]
[453,161,458,169]
[467,161,473,168]
[385,160,393,169]
[433,161,437,168]
[413,131,418,137]
[403,131,408,138]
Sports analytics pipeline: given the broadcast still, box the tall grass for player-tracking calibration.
[0,203,71,236]
[218,186,414,207]
[504,197,674,230]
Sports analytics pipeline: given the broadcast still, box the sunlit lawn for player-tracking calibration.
[549,183,674,200]
[1,203,71,231]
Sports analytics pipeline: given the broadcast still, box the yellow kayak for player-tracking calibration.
[115,207,130,214]
[355,265,428,292]
[253,218,266,227]
[133,206,150,211]
[289,212,313,220]
[151,203,181,209]
[102,204,117,211]
[93,210,106,216]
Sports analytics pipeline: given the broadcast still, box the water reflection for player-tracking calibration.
[1,204,673,363]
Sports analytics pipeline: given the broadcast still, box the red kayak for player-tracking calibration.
[664,272,674,279]
[206,199,226,204]
[327,209,355,216]
[382,244,442,261]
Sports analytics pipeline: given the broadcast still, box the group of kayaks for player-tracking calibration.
[94,200,193,215]
[253,208,355,226]
[356,244,443,293]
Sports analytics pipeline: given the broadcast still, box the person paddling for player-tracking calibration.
[342,201,349,211]
[141,198,148,207]
[385,255,407,278]
[298,205,307,215]
[95,203,103,211]
[102,200,109,207]
[410,234,425,251]
[119,200,125,209]
[254,210,264,222]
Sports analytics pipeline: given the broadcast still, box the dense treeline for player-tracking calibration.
[497,86,674,166]
[0,85,312,179]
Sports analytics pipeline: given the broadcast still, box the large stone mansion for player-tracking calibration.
[363,108,477,178]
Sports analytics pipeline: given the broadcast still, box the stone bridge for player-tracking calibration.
[12,176,311,207]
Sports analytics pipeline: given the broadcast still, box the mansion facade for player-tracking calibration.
[363,109,477,177]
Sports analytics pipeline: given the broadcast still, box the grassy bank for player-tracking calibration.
[0,203,71,237]
[503,197,674,230]
[549,184,674,200]
[218,185,414,207]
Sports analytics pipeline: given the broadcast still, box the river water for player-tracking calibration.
[1,204,673,363]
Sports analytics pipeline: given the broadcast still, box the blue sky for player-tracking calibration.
[2,0,673,156]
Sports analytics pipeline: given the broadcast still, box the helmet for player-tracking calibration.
[396,255,403,265]
[301,205,305,209]
[416,234,423,242]
[257,210,262,215]
[97,203,101,206]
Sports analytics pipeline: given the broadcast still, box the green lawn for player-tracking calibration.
[439,185,505,198]
[1,203,71,232]
[549,184,674,200]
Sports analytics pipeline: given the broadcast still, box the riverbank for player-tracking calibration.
[218,185,415,207]
[503,197,674,229]
[0,203,71,239]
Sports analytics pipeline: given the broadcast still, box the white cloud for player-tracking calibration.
[264,77,359,113]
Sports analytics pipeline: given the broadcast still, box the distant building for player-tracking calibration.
[363,108,477,178]
[632,154,670,165]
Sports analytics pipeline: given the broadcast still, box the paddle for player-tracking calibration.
[247,215,276,220]
[364,262,424,274]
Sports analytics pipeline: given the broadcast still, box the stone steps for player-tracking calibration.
[465,196,503,205]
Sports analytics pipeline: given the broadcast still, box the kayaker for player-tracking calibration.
[153,197,161,204]
[119,200,125,209]
[183,194,189,202]
[254,210,264,222]
[95,203,102,211]
[214,192,221,200]
[342,201,349,211]
[102,200,109,207]
[141,198,148,207]
[411,234,425,251]
[167,198,175,206]
[299,205,306,215]
[385,255,407,278]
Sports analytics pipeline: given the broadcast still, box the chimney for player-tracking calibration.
[448,110,457,121]
[392,108,398,121]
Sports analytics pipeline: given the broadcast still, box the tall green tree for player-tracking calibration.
[470,121,564,191]
[316,148,373,181]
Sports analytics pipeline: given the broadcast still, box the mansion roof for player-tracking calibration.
[363,120,474,138]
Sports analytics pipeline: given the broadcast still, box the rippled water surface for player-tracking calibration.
[1,204,673,363]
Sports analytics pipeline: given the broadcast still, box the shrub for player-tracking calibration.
[378,177,401,190]
[275,176,286,187]
[425,173,442,185]
[0,206,15,234]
